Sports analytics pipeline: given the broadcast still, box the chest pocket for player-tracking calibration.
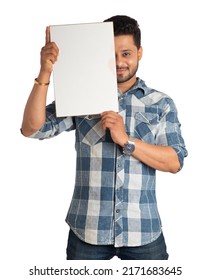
[76,114,106,146]
[134,112,159,144]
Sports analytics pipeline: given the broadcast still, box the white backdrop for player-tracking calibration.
[1,0,209,279]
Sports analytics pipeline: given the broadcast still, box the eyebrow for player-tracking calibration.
[121,49,134,53]
[121,49,133,52]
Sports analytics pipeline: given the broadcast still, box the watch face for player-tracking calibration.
[124,143,135,155]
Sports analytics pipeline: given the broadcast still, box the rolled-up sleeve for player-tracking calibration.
[28,102,75,140]
[156,98,188,170]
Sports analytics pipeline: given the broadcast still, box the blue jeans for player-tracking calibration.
[66,230,169,260]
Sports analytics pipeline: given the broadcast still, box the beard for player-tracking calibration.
[117,62,139,84]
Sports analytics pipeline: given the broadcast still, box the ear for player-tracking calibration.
[137,46,143,61]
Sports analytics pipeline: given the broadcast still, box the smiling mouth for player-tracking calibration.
[116,67,128,74]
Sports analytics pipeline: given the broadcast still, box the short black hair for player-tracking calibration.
[104,15,141,49]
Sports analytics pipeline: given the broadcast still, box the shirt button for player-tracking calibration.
[116,209,120,213]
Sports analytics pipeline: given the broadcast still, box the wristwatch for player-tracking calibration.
[123,136,135,155]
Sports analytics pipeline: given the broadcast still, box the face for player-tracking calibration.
[114,35,142,85]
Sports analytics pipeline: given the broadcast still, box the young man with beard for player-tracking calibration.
[21,15,187,260]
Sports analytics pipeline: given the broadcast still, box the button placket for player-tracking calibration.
[114,152,124,246]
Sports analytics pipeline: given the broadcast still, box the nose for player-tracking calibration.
[115,54,125,67]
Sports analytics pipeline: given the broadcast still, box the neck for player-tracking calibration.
[117,76,137,93]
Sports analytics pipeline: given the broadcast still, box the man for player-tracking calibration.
[21,15,188,260]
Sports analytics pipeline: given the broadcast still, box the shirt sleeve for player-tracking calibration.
[28,101,76,140]
[156,98,188,170]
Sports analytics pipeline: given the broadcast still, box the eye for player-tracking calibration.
[122,52,131,57]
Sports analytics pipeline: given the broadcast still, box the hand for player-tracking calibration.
[101,111,128,146]
[40,26,59,73]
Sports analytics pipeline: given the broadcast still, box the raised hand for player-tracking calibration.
[40,26,59,73]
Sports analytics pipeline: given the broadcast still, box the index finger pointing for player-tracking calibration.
[45,26,50,45]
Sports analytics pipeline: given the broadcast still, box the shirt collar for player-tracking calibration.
[118,78,148,100]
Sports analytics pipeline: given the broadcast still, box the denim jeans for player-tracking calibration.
[66,229,169,260]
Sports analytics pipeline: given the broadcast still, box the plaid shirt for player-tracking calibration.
[29,78,187,247]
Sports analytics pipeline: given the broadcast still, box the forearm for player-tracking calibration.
[131,138,180,173]
[21,27,59,137]
[101,111,180,173]
[21,71,50,136]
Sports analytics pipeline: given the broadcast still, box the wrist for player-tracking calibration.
[34,78,50,86]
[123,136,136,155]
[37,70,51,84]
[119,135,129,147]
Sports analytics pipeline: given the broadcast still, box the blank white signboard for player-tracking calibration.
[50,22,118,117]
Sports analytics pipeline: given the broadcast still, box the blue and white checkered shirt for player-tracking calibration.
[29,78,187,247]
